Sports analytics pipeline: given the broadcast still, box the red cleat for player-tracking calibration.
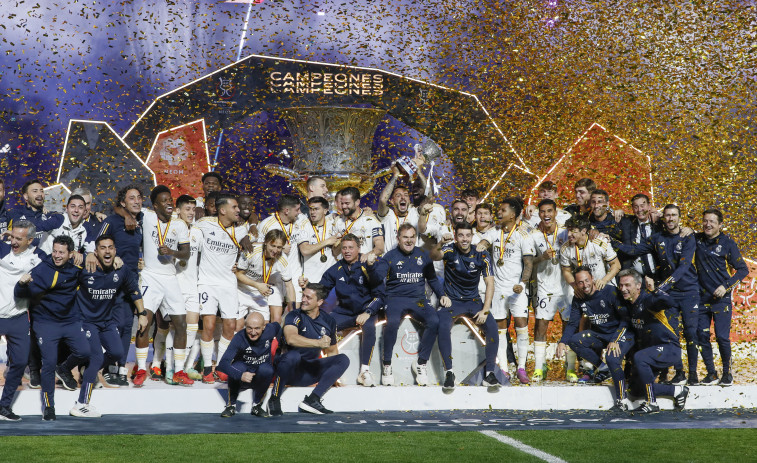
[202,372,215,384]
[172,371,194,386]
[133,369,148,387]
[214,370,228,383]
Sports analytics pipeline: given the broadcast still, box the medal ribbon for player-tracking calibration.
[275,212,293,242]
[345,211,363,234]
[262,253,273,284]
[220,222,240,249]
[156,218,171,246]
[499,224,517,262]
[311,220,327,260]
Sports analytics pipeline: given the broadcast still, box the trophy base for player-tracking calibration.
[264,164,392,199]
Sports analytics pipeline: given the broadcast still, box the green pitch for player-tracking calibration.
[3,429,756,462]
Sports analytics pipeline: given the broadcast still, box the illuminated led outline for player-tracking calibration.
[57,119,158,187]
[122,53,532,174]
[144,118,212,170]
[43,183,71,194]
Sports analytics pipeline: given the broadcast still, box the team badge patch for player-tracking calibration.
[113,273,119,282]
[416,256,423,266]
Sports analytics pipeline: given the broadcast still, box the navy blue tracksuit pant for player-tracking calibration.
[0,314,30,409]
[382,296,439,364]
[34,320,90,408]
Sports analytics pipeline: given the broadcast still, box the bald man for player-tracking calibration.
[217,312,279,418]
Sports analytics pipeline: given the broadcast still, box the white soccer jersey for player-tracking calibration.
[526,208,571,228]
[559,237,618,285]
[379,207,420,253]
[0,244,43,318]
[257,213,303,279]
[334,211,384,254]
[141,209,189,276]
[39,215,90,255]
[195,217,246,287]
[485,225,536,287]
[532,225,570,296]
[236,244,291,297]
[176,225,202,295]
[419,203,447,243]
[295,216,338,283]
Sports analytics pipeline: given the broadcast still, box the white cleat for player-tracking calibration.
[69,402,102,418]
[357,369,376,387]
[412,360,429,386]
[381,365,394,386]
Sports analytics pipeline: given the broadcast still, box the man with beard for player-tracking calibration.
[237,194,259,240]
[8,179,52,244]
[564,178,595,219]
[258,195,305,307]
[194,172,223,219]
[377,164,418,253]
[334,187,384,258]
[588,189,622,241]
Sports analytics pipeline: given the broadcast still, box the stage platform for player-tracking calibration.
[8,380,757,416]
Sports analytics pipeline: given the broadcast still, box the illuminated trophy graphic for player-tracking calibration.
[264,107,391,198]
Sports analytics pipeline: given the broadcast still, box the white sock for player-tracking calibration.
[185,323,198,363]
[151,328,168,368]
[118,366,128,376]
[165,329,175,372]
[566,348,577,372]
[135,347,149,371]
[217,336,232,364]
[496,329,509,368]
[360,364,370,373]
[516,327,529,369]
[201,340,215,369]
[534,341,547,372]
[186,336,201,371]
[174,349,186,373]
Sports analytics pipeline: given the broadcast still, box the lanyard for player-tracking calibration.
[499,224,517,262]
[345,211,363,234]
[542,227,558,253]
[262,252,273,284]
[311,220,327,259]
[275,212,293,242]
[220,222,240,249]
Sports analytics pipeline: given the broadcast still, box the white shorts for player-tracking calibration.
[140,271,186,317]
[237,286,283,321]
[198,284,239,319]
[535,293,570,321]
[292,281,302,304]
[184,292,200,314]
[491,287,529,320]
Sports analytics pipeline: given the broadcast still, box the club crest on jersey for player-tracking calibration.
[675,241,682,252]
[600,300,606,308]
[416,256,423,265]
[469,261,476,270]
[38,337,43,345]
[85,330,91,339]
[113,273,119,282]
[265,340,270,349]
[320,327,326,336]
[715,245,722,254]
[87,276,95,285]
[397,261,404,268]
[358,276,364,284]
[657,346,664,352]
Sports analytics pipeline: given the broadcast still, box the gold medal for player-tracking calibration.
[320,254,328,263]
[497,259,504,267]
[179,261,187,267]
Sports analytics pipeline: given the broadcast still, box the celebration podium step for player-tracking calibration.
[9,381,757,416]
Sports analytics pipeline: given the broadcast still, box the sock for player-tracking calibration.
[217,336,232,365]
[201,340,214,375]
[174,349,186,373]
[186,337,201,371]
[165,329,175,372]
[118,366,128,376]
[566,348,577,372]
[151,328,168,368]
[496,329,509,368]
[515,327,529,369]
[136,347,149,371]
[185,323,198,367]
[534,341,547,372]
[360,364,370,373]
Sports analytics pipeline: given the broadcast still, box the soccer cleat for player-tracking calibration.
[132,369,148,387]
[356,369,376,387]
[635,402,660,414]
[102,372,121,387]
[381,364,394,386]
[185,368,203,381]
[670,370,687,386]
[43,406,56,421]
[55,366,78,391]
[70,402,102,418]
[578,371,593,384]
[29,369,41,389]
[719,373,733,387]
[609,399,628,412]
[220,404,236,418]
[251,403,270,418]
[516,368,530,385]
[412,360,428,386]
[172,371,194,386]
[130,365,138,380]
[0,406,21,421]
[593,369,611,384]
[214,370,228,383]
[202,372,216,384]
[674,386,690,410]
[531,369,545,383]
[267,396,283,416]
[442,370,456,393]
[701,372,719,386]
[482,371,501,391]
[687,374,699,386]
[298,395,333,414]
[566,370,578,383]
[150,366,162,381]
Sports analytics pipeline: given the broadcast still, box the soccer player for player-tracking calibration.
[460,188,480,224]
[257,195,304,307]
[37,195,90,257]
[431,222,500,392]
[369,223,442,386]
[7,179,50,244]
[60,235,146,418]
[614,204,699,385]
[0,221,45,421]
[133,185,191,386]
[69,187,104,239]
[588,189,622,240]
[524,181,571,227]
[218,312,277,418]
[618,269,690,413]
[556,267,632,399]
[194,171,223,219]
[15,236,88,421]
[564,178,595,219]
[95,184,144,386]
[334,187,384,257]
[236,229,295,324]
[377,165,419,253]
[268,283,349,416]
[301,234,383,387]
[560,216,621,294]
[695,208,748,386]
[175,194,203,380]
[195,193,248,384]
[477,198,534,384]
[296,196,339,284]
[237,194,260,240]
[530,199,572,382]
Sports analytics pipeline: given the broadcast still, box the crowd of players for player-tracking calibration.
[0,156,749,421]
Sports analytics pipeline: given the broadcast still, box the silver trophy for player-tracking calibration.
[396,139,443,178]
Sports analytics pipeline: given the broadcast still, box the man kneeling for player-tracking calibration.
[267,283,349,415]
[217,312,277,418]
